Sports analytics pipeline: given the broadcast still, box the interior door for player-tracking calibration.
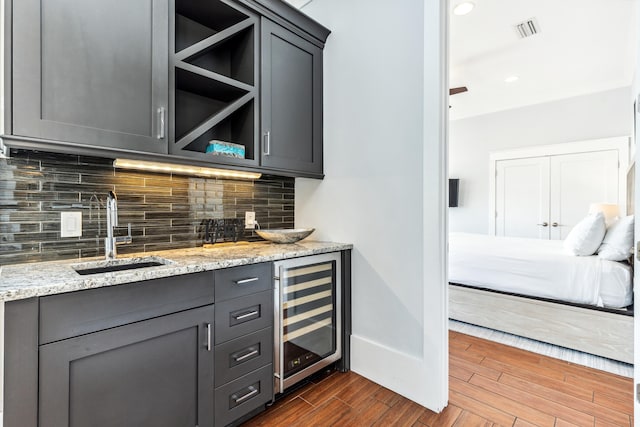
[549,150,619,239]
[495,157,550,239]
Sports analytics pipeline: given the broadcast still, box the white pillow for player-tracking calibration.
[563,212,606,256]
[597,215,634,261]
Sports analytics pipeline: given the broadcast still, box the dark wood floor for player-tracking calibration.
[242,331,634,426]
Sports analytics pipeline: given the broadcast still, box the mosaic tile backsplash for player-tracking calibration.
[0,150,294,265]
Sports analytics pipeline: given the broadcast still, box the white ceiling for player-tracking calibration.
[449,0,637,120]
[288,0,637,120]
[285,0,313,9]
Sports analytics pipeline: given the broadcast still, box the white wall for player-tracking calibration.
[295,0,448,411]
[1,0,5,414]
[450,87,633,234]
[0,0,4,136]
[632,0,640,423]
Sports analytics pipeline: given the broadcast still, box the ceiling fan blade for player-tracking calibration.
[449,86,468,95]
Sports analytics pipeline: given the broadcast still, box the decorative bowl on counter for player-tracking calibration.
[255,228,315,244]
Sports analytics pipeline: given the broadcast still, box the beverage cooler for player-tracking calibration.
[273,252,342,394]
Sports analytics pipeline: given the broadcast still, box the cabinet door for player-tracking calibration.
[12,0,169,153]
[261,19,323,177]
[39,305,214,427]
[495,157,551,239]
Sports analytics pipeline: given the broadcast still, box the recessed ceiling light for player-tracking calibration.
[453,1,475,16]
[504,75,519,83]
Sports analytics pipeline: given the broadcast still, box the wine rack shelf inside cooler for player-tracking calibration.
[281,261,336,378]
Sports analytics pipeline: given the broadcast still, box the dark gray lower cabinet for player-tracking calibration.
[214,364,273,426]
[38,305,215,427]
[214,327,273,387]
[213,264,274,425]
[4,264,284,427]
[214,290,273,344]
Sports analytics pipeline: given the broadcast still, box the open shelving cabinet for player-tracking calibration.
[170,0,259,167]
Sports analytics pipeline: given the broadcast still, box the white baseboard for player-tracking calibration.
[350,334,447,413]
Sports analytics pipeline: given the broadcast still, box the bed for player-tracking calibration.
[449,232,634,364]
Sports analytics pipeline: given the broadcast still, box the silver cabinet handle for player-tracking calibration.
[234,349,259,362]
[263,131,271,155]
[157,107,166,140]
[206,323,212,352]
[235,277,259,285]
[552,222,560,227]
[235,310,259,320]
[233,386,258,404]
[537,222,548,227]
[273,269,283,394]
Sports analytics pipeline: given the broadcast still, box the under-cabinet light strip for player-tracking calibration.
[113,159,261,180]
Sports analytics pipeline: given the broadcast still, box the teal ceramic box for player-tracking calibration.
[206,140,246,158]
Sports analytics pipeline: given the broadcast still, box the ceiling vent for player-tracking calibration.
[514,18,540,38]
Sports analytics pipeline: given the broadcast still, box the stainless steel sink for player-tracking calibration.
[72,257,173,275]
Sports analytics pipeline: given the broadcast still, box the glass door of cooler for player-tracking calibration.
[274,252,342,394]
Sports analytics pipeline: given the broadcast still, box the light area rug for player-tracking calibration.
[449,319,633,378]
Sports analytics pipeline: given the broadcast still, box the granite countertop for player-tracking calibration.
[0,240,352,302]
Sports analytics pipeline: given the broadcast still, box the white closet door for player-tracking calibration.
[549,150,619,240]
[495,157,550,239]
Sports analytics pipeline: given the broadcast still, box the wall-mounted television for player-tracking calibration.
[449,179,459,208]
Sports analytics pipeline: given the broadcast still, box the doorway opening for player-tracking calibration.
[446,0,637,379]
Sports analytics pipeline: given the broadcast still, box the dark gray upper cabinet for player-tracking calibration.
[169,2,327,178]
[260,18,324,177]
[11,0,169,154]
[5,0,330,177]
[170,0,260,167]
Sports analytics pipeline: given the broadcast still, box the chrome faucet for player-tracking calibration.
[105,191,132,260]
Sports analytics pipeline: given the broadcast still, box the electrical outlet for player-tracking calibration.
[245,211,256,229]
[60,211,82,237]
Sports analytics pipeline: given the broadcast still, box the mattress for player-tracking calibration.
[449,233,633,308]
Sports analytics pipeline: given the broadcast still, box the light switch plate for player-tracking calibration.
[61,211,82,237]
[245,211,256,229]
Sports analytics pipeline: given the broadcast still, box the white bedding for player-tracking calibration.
[449,233,633,308]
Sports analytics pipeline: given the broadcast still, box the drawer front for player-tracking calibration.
[215,327,273,387]
[215,263,272,302]
[215,290,273,344]
[40,271,215,344]
[214,364,273,427]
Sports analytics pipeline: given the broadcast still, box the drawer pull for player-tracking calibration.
[234,386,259,404]
[234,349,259,362]
[206,323,212,351]
[234,310,259,320]
[235,277,259,285]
